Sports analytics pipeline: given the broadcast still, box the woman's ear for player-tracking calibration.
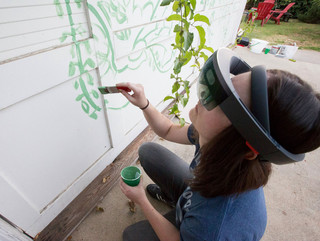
[245,151,258,160]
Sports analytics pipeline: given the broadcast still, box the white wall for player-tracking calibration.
[0,0,246,238]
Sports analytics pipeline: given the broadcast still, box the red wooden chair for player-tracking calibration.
[266,3,295,24]
[247,2,275,27]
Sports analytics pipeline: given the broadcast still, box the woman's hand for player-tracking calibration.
[116,82,149,109]
[119,177,148,206]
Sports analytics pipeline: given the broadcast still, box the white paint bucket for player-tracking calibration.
[250,38,269,54]
[280,45,298,59]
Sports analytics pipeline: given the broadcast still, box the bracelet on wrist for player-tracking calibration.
[140,99,149,110]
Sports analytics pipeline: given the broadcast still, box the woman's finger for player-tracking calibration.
[119,89,133,101]
[119,180,128,195]
[125,82,140,93]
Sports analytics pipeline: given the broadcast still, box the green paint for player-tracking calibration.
[107,101,130,110]
[148,45,174,73]
[143,0,160,21]
[98,2,112,27]
[88,3,118,72]
[75,0,83,8]
[55,0,176,116]
[133,27,157,50]
[83,40,92,54]
[54,0,64,17]
[63,0,101,119]
[115,29,131,41]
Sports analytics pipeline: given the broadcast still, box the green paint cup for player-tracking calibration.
[265,48,271,54]
[121,166,142,187]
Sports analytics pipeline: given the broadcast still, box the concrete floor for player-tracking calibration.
[71,47,320,241]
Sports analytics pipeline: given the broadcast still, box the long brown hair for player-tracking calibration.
[190,70,320,198]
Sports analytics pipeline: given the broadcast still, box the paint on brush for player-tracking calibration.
[98,86,131,94]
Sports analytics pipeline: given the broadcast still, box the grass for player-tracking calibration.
[241,19,320,51]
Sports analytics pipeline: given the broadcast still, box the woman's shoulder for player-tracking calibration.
[184,187,266,215]
[218,187,267,240]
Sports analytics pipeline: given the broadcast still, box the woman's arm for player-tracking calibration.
[117,82,190,144]
[120,179,180,241]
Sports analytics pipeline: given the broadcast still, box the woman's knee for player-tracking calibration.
[138,142,162,167]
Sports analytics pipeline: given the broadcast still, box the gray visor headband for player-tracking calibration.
[198,48,304,165]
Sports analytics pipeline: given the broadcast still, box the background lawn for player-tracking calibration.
[241,19,320,51]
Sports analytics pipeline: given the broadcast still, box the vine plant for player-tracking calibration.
[160,0,213,125]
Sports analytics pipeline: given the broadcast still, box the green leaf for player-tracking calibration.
[181,19,190,31]
[181,97,188,107]
[70,45,75,58]
[189,9,194,20]
[75,0,82,8]
[183,80,190,94]
[184,3,190,18]
[200,51,209,61]
[81,100,90,114]
[167,14,182,21]
[173,24,181,33]
[179,32,184,43]
[76,94,84,101]
[203,45,214,53]
[160,0,173,6]
[175,32,181,45]
[87,73,94,85]
[59,33,68,43]
[182,51,192,66]
[74,80,79,90]
[89,111,98,120]
[173,58,183,74]
[85,58,95,68]
[172,1,180,12]
[169,103,179,115]
[69,62,76,76]
[164,95,175,101]
[172,81,180,93]
[170,74,176,79]
[183,32,194,51]
[195,26,206,48]
[194,14,210,25]
[92,90,99,99]
[54,0,64,16]
[190,0,196,10]
[179,117,185,126]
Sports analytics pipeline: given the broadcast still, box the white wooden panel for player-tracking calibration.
[0,3,84,24]
[0,175,39,233]
[114,20,174,59]
[0,13,87,39]
[0,70,111,212]
[206,0,234,9]
[0,0,82,8]
[0,39,96,109]
[87,0,172,32]
[0,1,90,61]
[0,217,33,241]
[0,24,89,53]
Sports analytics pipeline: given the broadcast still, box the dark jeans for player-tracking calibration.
[122,142,193,241]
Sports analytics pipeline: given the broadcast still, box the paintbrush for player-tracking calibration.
[98,86,131,94]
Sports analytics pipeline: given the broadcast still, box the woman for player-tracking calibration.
[118,50,320,241]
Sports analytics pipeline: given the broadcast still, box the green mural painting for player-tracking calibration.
[54,0,175,119]
[88,1,175,75]
[55,0,101,120]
